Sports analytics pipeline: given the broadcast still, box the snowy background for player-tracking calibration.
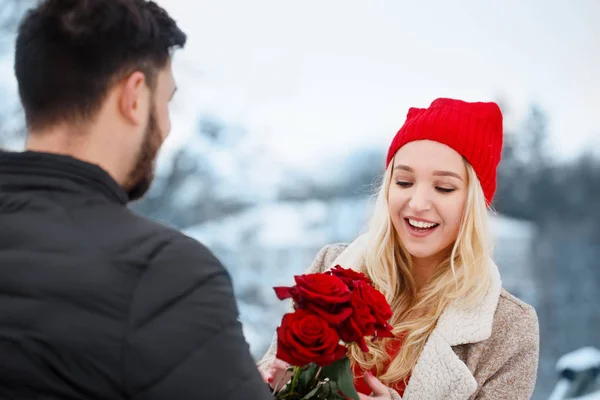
[1,1,599,399]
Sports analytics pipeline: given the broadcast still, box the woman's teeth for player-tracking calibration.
[408,219,438,229]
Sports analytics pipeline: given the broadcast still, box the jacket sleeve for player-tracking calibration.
[475,304,540,400]
[122,234,272,400]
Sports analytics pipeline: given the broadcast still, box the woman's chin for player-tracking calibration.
[403,241,445,261]
[407,249,438,260]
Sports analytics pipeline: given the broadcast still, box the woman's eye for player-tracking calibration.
[436,187,455,193]
[395,181,412,188]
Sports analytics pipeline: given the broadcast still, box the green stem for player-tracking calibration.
[289,366,302,393]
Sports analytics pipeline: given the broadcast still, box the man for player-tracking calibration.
[0,1,272,399]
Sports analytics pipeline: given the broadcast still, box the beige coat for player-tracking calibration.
[257,238,540,400]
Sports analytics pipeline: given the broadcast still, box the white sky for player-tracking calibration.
[1,0,598,168]
[160,0,600,166]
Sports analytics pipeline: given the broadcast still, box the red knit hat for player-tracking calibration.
[386,98,503,206]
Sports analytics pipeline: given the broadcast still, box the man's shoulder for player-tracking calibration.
[147,224,218,265]
[122,210,220,268]
[129,218,231,306]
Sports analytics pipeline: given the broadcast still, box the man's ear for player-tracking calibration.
[118,71,148,126]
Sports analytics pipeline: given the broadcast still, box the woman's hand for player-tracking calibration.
[358,372,393,400]
[261,358,293,390]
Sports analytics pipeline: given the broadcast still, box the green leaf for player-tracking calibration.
[300,386,321,400]
[319,356,360,400]
[319,381,332,399]
[327,381,347,400]
[297,363,319,390]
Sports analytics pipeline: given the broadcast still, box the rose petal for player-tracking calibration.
[273,286,293,300]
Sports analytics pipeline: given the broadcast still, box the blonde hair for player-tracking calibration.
[348,157,493,386]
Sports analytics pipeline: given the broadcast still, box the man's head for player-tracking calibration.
[15,0,186,200]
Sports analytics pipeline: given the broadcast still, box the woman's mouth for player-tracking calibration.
[404,218,439,237]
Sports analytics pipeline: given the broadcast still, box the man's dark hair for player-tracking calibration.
[14,0,187,131]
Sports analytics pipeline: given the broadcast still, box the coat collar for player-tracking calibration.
[0,150,129,205]
[330,235,502,400]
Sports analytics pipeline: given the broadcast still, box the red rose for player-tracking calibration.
[354,281,394,339]
[338,291,376,351]
[276,309,347,367]
[326,265,371,289]
[274,273,353,325]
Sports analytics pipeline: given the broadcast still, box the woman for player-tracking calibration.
[258,98,539,400]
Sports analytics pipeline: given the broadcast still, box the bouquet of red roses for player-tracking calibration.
[270,265,394,400]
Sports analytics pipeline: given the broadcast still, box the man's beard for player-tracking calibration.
[124,106,162,202]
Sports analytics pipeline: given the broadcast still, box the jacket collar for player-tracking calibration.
[0,150,128,205]
[330,234,502,400]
